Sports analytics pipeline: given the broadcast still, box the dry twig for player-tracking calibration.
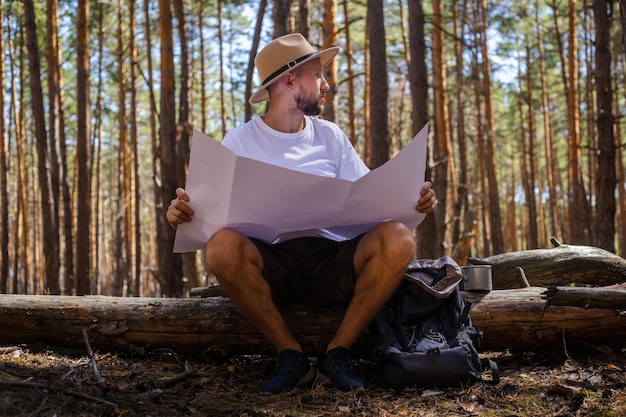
[82,328,105,386]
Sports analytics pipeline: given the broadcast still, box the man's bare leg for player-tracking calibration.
[327,221,416,351]
[205,228,300,353]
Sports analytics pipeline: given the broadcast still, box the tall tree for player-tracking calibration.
[129,0,141,296]
[523,43,539,249]
[419,0,450,258]
[23,0,61,294]
[174,0,197,290]
[245,0,267,121]
[157,0,183,297]
[478,0,504,255]
[593,0,616,252]
[341,0,357,147]
[536,0,562,242]
[450,0,476,258]
[366,0,390,168]
[114,0,129,296]
[272,0,292,38]
[322,0,337,121]
[75,0,91,294]
[621,0,626,54]
[566,0,590,244]
[0,0,7,293]
[298,0,310,38]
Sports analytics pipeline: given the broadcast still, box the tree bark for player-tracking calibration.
[0,287,624,355]
[75,0,91,295]
[478,0,503,255]
[23,0,61,294]
[593,0,616,253]
[0,0,7,293]
[157,0,183,297]
[468,240,626,289]
[567,0,590,245]
[321,0,337,122]
[366,0,389,169]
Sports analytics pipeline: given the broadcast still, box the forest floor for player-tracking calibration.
[1,343,625,417]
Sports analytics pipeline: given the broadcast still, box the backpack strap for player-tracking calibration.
[479,358,500,385]
[459,300,472,324]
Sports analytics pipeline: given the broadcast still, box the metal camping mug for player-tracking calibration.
[461,265,493,291]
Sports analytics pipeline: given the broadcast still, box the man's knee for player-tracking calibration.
[367,221,416,261]
[205,229,259,277]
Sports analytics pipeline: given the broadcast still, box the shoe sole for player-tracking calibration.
[296,365,318,388]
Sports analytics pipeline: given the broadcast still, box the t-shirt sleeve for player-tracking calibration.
[336,132,370,181]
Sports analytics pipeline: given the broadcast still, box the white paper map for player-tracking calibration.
[173,124,429,252]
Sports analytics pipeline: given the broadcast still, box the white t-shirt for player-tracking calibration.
[222,116,370,242]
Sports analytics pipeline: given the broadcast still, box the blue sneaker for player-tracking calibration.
[319,347,368,392]
[261,349,317,394]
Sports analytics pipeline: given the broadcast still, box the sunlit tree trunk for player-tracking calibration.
[23,0,61,294]
[75,0,91,295]
[478,0,503,254]
[418,0,448,258]
[366,0,389,169]
[8,24,29,293]
[129,0,141,296]
[245,0,266,121]
[566,0,590,245]
[616,81,625,255]
[144,0,159,296]
[217,0,227,138]
[46,0,73,294]
[174,0,197,292]
[114,0,129,297]
[0,0,7,293]
[523,44,539,249]
[342,0,357,148]
[93,2,105,294]
[593,0,616,252]
[158,0,183,297]
[536,0,561,242]
[451,0,469,248]
[322,0,337,121]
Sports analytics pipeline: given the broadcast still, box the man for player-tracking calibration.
[166,33,437,394]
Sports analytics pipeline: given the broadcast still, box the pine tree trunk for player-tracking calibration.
[366,0,389,169]
[0,0,7,294]
[157,0,183,297]
[593,0,616,252]
[321,0,337,122]
[342,0,357,147]
[567,0,590,245]
[24,0,61,295]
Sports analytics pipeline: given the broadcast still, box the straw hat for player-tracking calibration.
[249,33,340,104]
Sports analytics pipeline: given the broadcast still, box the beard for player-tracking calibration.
[295,89,324,116]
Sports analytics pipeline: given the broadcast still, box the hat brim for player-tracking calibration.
[248,46,340,105]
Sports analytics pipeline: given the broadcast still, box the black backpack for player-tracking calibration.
[371,256,499,389]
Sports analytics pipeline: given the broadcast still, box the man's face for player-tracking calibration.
[293,59,330,116]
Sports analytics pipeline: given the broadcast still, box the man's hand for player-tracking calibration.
[166,187,194,230]
[415,181,437,213]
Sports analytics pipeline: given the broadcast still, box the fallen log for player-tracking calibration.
[0,289,624,355]
[468,239,626,289]
[542,286,626,311]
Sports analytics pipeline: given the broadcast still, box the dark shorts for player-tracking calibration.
[249,235,365,307]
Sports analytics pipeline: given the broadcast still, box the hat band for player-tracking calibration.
[261,52,317,86]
